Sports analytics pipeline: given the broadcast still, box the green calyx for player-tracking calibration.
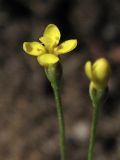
[44,62,62,88]
[89,82,108,108]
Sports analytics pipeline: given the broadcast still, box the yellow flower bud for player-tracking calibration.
[85,58,111,89]
[85,58,111,106]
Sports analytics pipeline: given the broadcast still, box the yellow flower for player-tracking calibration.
[23,24,77,66]
[85,58,111,89]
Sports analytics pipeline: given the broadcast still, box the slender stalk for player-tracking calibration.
[87,104,100,160]
[52,83,66,160]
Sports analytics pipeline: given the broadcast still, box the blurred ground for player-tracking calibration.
[0,0,120,160]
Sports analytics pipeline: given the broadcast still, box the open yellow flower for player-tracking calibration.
[23,24,77,66]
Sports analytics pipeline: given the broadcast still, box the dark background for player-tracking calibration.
[0,0,120,159]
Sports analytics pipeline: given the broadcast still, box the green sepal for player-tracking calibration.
[89,82,108,108]
[44,62,62,88]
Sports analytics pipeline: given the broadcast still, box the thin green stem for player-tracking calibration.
[52,84,66,160]
[87,104,100,160]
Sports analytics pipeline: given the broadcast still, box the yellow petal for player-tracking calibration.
[39,24,60,48]
[39,36,53,52]
[37,54,59,66]
[23,42,46,56]
[84,61,93,80]
[55,39,77,54]
[92,58,111,83]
